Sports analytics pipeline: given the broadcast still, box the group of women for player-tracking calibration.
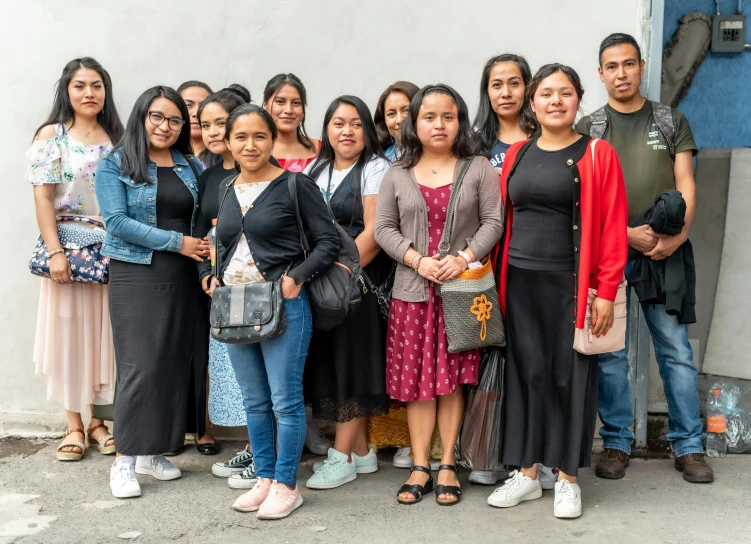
[28,52,627,521]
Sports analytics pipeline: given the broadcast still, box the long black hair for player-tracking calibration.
[373,81,420,151]
[114,86,192,184]
[397,84,478,169]
[197,84,251,166]
[34,57,124,143]
[309,95,384,185]
[262,73,316,152]
[473,54,536,156]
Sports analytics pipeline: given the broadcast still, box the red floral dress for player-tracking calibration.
[386,184,479,402]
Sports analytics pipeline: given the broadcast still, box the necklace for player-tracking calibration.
[84,132,91,139]
[425,157,452,175]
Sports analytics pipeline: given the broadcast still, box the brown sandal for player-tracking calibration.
[57,428,86,461]
[87,423,116,455]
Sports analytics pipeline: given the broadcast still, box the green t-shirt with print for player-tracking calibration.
[575,100,697,222]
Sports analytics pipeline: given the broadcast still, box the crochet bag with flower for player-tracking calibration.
[29,215,109,284]
[437,160,505,353]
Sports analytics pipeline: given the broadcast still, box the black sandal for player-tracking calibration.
[397,465,434,505]
[435,464,462,506]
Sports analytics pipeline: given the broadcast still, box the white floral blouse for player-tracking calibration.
[25,123,112,217]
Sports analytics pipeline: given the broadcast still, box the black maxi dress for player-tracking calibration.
[500,138,598,477]
[109,167,209,455]
[304,166,391,422]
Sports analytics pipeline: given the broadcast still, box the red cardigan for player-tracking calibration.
[493,138,628,329]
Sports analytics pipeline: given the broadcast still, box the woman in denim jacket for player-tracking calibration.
[95,86,210,499]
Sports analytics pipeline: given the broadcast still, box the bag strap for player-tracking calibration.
[589,107,608,139]
[287,173,310,257]
[57,215,105,229]
[186,154,200,182]
[213,174,239,280]
[651,102,676,161]
[437,158,474,259]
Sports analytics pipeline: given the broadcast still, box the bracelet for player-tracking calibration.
[413,256,424,271]
[457,250,472,263]
[408,252,420,268]
[46,248,65,259]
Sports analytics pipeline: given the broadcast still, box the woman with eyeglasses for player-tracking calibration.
[96,86,210,499]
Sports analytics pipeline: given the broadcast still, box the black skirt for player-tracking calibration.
[304,251,391,422]
[501,265,598,476]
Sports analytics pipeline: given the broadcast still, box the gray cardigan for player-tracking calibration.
[375,155,503,302]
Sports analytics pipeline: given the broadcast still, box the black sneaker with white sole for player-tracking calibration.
[227,463,258,489]
[211,445,254,478]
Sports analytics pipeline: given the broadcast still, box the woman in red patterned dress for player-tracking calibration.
[375,84,503,505]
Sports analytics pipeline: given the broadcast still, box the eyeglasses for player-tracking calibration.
[147,111,185,131]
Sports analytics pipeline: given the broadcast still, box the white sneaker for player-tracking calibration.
[135,455,182,481]
[110,456,141,499]
[304,420,332,455]
[538,464,557,490]
[228,463,258,489]
[487,470,542,508]
[393,447,413,468]
[554,480,582,519]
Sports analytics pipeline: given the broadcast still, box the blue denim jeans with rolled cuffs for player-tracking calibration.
[597,261,704,458]
[225,289,312,487]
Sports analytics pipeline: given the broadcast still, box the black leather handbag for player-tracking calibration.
[361,264,395,322]
[209,175,287,344]
[288,173,363,331]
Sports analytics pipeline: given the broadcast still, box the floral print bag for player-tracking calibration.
[29,215,109,284]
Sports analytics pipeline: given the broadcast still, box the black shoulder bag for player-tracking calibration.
[209,175,287,344]
[288,172,363,331]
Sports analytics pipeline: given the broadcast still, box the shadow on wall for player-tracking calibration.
[663,0,751,149]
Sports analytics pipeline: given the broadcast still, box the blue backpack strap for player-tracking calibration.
[651,101,676,160]
[589,107,608,139]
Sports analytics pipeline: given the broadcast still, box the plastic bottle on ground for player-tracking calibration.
[706,387,727,458]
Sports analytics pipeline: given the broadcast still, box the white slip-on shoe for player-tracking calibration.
[538,464,558,491]
[487,470,542,508]
[554,480,582,519]
[393,447,413,468]
[110,456,141,499]
[135,455,182,481]
[304,419,332,455]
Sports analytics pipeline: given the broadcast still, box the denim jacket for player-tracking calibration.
[95,148,202,264]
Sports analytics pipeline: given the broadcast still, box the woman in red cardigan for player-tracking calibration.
[487,64,627,519]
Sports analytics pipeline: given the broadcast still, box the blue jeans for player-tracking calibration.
[225,289,312,486]
[598,261,704,458]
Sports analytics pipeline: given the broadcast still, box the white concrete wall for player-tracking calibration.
[0,0,644,435]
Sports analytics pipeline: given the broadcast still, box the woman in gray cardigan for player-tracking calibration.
[375,84,503,506]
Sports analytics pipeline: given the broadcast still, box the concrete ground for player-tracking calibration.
[1,439,749,544]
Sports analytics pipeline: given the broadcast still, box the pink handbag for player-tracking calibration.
[573,279,627,355]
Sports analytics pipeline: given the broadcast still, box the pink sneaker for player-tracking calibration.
[256,481,303,520]
[231,477,272,512]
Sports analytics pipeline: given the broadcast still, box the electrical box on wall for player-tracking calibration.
[711,15,747,52]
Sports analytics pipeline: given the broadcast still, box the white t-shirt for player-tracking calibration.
[223,181,271,285]
[304,156,389,202]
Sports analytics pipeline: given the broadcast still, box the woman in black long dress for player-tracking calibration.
[96,86,210,499]
[303,96,392,490]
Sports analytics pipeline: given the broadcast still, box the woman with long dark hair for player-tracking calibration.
[374,81,420,162]
[27,57,123,462]
[262,73,320,172]
[194,84,259,484]
[375,84,503,505]
[178,80,213,160]
[469,53,546,488]
[96,86,210,498]
[487,65,627,519]
[213,104,338,519]
[303,96,391,490]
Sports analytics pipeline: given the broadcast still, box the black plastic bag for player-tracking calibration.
[459,347,505,471]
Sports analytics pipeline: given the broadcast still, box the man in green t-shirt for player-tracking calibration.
[575,33,711,484]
